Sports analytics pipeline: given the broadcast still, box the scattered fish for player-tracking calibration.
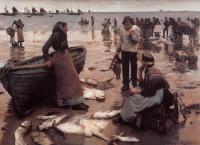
[37,111,60,121]
[80,78,99,86]
[92,110,121,119]
[38,114,68,130]
[15,121,32,145]
[96,78,115,90]
[83,88,105,101]
[31,131,54,145]
[113,135,139,143]
[56,117,109,140]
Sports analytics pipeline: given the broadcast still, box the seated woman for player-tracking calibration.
[42,21,89,110]
[113,52,174,126]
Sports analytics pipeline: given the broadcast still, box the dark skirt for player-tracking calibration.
[52,50,84,106]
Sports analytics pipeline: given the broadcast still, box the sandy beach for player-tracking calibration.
[0,11,200,145]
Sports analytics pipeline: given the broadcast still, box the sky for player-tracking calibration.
[0,0,200,12]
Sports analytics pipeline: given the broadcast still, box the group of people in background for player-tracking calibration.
[101,16,200,47]
[7,19,24,48]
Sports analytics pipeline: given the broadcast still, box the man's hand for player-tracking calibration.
[129,87,141,94]
[45,60,53,68]
[128,29,134,35]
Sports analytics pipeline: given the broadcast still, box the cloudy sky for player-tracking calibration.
[0,0,199,12]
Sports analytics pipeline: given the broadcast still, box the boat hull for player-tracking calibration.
[0,46,86,116]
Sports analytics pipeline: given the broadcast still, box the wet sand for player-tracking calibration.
[0,12,200,145]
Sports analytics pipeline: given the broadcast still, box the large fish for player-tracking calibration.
[31,131,54,145]
[96,78,115,90]
[92,110,121,119]
[37,111,60,121]
[83,88,105,101]
[80,78,98,86]
[38,114,68,130]
[113,135,139,143]
[15,121,32,145]
[56,117,109,141]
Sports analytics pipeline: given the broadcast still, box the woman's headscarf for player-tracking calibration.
[51,21,68,50]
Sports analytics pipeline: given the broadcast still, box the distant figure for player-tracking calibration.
[7,21,18,47]
[5,6,8,13]
[66,8,70,13]
[153,18,161,37]
[17,19,24,48]
[102,18,110,35]
[163,17,169,38]
[91,15,94,26]
[114,18,117,28]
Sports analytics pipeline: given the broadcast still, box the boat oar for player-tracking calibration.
[9,63,48,70]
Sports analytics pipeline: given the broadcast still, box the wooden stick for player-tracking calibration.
[10,63,47,70]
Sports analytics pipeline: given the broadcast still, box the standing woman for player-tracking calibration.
[9,20,18,47]
[117,16,140,91]
[17,19,25,48]
[42,21,89,110]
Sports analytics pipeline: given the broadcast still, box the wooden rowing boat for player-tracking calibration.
[0,46,86,117]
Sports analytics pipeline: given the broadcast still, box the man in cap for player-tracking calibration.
[116,16,140,91]
[113,52,174,126]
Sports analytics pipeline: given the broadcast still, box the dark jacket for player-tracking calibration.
[141,67,169,97]
[42,22,68,61]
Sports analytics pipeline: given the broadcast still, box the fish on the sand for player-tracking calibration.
[92,110,121,119]
[37,111,60,121]
[38,114,68,130]
[31,131,54,145]
[83,88,105,101]
[15,121,32,145]
[96,78,115,90]
[113,135,139,143]
[56,116,109,141]
[80,78,99,86]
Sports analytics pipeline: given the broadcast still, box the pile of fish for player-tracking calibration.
[14,113,108,145]
[15,110,140,145]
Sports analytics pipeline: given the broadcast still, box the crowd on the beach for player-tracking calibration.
[102,16,200,46]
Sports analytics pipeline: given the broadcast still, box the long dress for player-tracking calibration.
[42,33,84,107]
[52,49,84,106]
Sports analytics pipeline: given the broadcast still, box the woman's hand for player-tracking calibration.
[45,60,53,68]
[129,87,141,94]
